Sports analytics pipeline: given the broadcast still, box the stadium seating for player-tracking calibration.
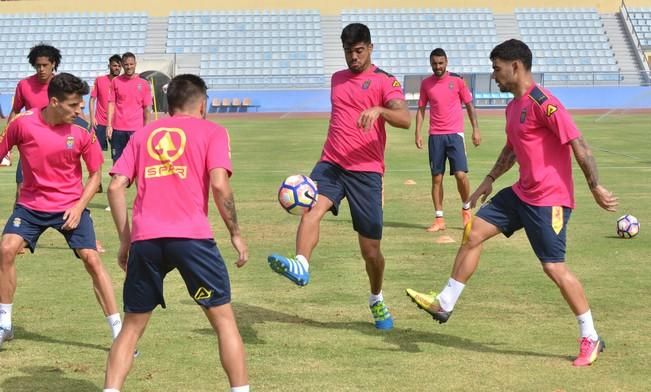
[515,8,621,83]
[167,10,326,88]
[341,8,498,81]
[626,7,651,49]
[0,12,147,92]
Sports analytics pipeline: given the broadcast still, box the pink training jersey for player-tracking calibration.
[321,65,404,173]
[90,75,114,126]
[110,115,232,242]
[110,74,152,131]
[12,74,51,112]
[505,85,581,209]
[0,110,104,212]
[418,72,473,135]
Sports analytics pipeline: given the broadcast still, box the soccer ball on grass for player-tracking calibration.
[616,214,639,239]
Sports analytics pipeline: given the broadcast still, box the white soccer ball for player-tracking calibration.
[616,214,639,239]
[277,175,318,215]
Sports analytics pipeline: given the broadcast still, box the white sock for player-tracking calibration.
[106,313,122,340]
[103,389,120,392]
[231,386,250,392]
[435,210,444,218]
[0,303,12,329]
[437,278,466,312]
[296,254,309,271]
[462,202,471,210]
[369,291,383,306]
[576,310,598,341]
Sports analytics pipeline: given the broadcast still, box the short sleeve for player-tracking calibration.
[80,129,104,173]
[458,78,473,105]
[534,98,581,145]
[382,75,405,105]
[206,126,232,176]
[12,82,24,112]
[90,78,99,98]
[418,80,428,108]
[0,119,19,157]
[142,80,153,107]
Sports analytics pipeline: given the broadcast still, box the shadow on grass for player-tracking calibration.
[324,217,465,231]
[0,366,101,391]
[194,302,568,360]
[9,326,108,352]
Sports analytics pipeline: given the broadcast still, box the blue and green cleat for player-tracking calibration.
[267,253,310,286]
[370,299,394,330]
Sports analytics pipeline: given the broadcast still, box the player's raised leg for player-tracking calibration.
[268,194,334,287]
[203,303,248,388]
[407,216,501,322]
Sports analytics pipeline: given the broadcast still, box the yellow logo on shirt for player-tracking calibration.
[145,127,188,179]
[546,104,558,117]
[392,80,401,87]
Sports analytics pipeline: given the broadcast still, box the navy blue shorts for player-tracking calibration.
[94,124,109,151]
[123,238,231,313]
[310,161,383,240]
[2,204,98,255]
[428,133,468,176]
[110,129,134,163]
[476,187,572,262]
[15,159,23,183]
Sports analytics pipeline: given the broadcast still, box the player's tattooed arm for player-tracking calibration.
[210,167,249,266]
[570,136,618,211]
[383,99,411,129]
[487,145,517,181]
[570,136,599,189]
[220,193,240,235]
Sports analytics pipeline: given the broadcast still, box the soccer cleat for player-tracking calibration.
[267,253,310,286]
[104,205,112,212]
[370,300,394,330]
[0,326,14,349]
[572,336,605,367]
[462,208,472,228]
[405,288,452,324]
[426,217,446,232]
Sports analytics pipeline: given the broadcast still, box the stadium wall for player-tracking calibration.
[0,0,643,16]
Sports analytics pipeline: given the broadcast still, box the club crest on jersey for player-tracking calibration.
[145,127,188,179]
[66,136,75,149]
[362,80,371,90]
[392,80,401,88]
[520,109,527,123]
[137,83,142,91]
[546,104,558,117]
[448,82,454,90]
[12,217,21,228]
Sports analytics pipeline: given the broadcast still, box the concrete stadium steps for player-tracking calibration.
[602,12,646,85]
[145,16,168,54]
[322,15,346,77]
[494,14,522,42]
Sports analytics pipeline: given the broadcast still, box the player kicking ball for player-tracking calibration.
[0,73,122,349]
[406,40,618,367]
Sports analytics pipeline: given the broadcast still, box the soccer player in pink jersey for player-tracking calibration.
[104,74,249,392]
[415,48,481,232]
[90,54,122,154]
[6,44,61,201]
[267,24,411,330]
[0,73,123,350]
[106,52,152,164]
[406,40,618,367]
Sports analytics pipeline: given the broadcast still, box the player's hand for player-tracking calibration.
[230,234,248,268]
[472,130,481,147]
[357,106,382,131]
[90,118,96,130]
[107,126,113,140]
[468,178,494,208]
[62,205,84,231]
[591,185,618,212]
[117,241,129,272]
[415,132,423,149]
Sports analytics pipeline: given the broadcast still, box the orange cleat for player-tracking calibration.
[426,217,446,232]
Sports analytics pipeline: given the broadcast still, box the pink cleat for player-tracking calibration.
[572,336,605,367]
